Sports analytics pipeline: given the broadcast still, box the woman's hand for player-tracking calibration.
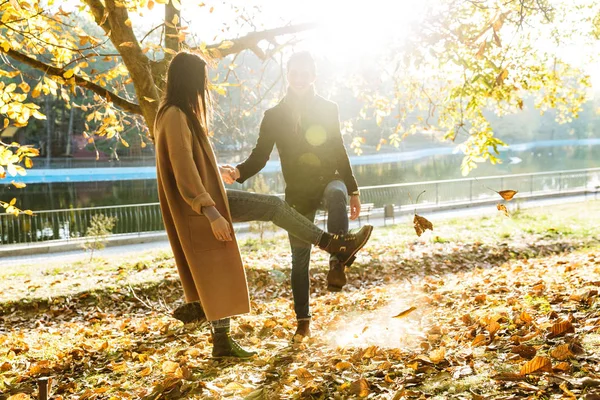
[219,165,237,184]
[210,216,233,241]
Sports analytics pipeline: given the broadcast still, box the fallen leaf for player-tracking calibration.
[519,311,533,324]
[292,368,313,383]
[429,347,446,364]
[511,344,537,359]
[139,366,152,377]
[471,334,487,347]
[497,204,509,217]
[335,361,353,371]
[548,320,575,338]
[7,395,31,400]
[487,320,501,336]
[392,306,417,318]
[161,361,179,375]
[551,344,574,361]
[349,378,370,397]
[414,214,433,237]
[520,356,552,375]
[560,382,576,399]
[553,362,571,372]
[498,190,518,201]
[362,346,378,359]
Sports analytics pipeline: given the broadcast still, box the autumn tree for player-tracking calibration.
[1,0,600,186]
[355,0,600,174]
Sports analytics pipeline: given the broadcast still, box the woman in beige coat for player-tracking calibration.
[154,52,373,358]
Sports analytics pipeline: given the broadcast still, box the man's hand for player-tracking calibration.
[349,195,361,220]
[219,165,237,184]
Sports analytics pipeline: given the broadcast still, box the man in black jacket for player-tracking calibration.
[228,52,366,339]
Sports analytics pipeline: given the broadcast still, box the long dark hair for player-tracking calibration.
[156,51,212,137]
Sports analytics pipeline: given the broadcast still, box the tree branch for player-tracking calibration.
[5,49,141,114]
[201,22,318,59]
[82,0,110,34]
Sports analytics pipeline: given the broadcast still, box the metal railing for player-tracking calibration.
[357,168,600,208]
[0,203,163,245]
[1,168,599,246]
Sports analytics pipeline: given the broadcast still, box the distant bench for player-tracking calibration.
[315,203,375,229]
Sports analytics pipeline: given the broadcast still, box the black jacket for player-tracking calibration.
[236,93,358,214]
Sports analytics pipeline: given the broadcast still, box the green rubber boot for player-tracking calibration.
[211,331,257,359]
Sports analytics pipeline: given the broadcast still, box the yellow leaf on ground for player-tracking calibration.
[548,320,575,338]
[7,394,31,400]
[487,320,501,335]
[472,334,487,347]
[292,367,313,383]
[429,347,446,364]
[349,378,370,397]
[519,311,533,324]
[520,356,552,375]
[362,345,378,359]
[392,306,416,318]
[550,344,574,361]
[335,361,353,371]
[139,366,152,376]
[162,360,179,374]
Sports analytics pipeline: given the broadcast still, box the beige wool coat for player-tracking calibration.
[154,106,250,321]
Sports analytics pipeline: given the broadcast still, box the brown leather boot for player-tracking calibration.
[172,301,206,324]
[320,225,373,266]
[327,258,347,292]
[293,319,311,340]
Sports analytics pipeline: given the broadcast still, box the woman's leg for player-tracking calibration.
[210,318,256,358]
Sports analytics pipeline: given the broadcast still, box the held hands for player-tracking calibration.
[210,216,233,241]
[219,165,241,185]
[349,195,361,221]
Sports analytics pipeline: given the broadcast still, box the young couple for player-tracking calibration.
[154,51,371,358]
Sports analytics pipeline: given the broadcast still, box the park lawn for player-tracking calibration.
[1,200,599,399]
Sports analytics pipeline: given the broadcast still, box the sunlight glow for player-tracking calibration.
[290,0,429,60]
[327,283,428,350]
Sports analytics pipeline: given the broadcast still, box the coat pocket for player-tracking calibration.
[188,215,227,253]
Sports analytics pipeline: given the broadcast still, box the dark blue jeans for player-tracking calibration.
[288,180,349,320]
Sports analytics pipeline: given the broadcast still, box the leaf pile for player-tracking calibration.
[1,202,600,399]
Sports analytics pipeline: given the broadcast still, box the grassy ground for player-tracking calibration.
[1,200,600,399]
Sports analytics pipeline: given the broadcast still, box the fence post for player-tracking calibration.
[559,173,562,192]
[469,180,473,202]
[435,183,439,205]
[530,174,533,195]
[136,207,141,237]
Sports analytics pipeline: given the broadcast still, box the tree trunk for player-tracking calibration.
[66,102,74,157]
[45,97,52,168]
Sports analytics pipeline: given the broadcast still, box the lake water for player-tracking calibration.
[2,140,599,211]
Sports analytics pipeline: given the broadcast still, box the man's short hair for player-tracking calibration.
[287,51,316,74]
